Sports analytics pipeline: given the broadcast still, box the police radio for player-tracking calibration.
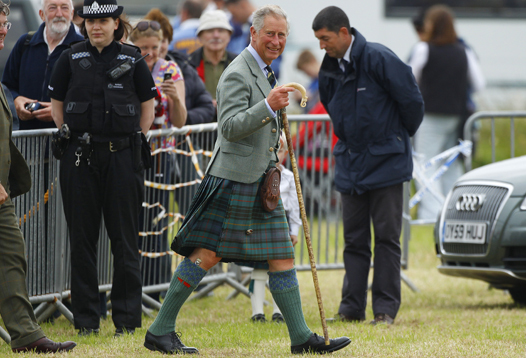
[107,53,149,81]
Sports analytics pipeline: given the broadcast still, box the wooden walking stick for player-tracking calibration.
[281,83,329,345]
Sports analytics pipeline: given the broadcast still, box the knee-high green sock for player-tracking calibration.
[148,258,207,335]
[269,269,313,346]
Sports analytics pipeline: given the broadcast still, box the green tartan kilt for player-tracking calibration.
[172,174,294,263]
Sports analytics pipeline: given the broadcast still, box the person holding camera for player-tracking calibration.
[2,0,83,130]
[129,18,187,303]
[48,0,156,337]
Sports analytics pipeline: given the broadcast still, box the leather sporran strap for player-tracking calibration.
[260,167,281,212]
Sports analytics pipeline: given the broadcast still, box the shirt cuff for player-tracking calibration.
[265,99,277,118]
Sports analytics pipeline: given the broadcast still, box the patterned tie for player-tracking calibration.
[265,65,277,88]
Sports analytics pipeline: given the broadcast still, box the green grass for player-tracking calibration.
[2,226,525,357]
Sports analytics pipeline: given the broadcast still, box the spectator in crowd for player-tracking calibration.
[145,8,172,59]
[225,0,282,78]
[188,9,236,152]
[0,1,76,353]
[313,6,424,325]
[2,0,83,130]
[408,4,485,221]
[143,5,350,355]
[147,8,215,217]
[248,133,301,324]
[169,0,203,55]
[295,49,321,113]
[129,17,187,303]
[48,0,156,337]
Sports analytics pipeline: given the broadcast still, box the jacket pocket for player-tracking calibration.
[112,104,138,134]
[368,135,405,155]
[64,101,90,131]
[220,141,254,157]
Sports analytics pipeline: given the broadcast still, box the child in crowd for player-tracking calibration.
[250,133,302,323]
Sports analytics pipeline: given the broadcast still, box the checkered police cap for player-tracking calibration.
[78,0,123,19]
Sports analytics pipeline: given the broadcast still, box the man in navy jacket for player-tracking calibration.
[2,0,83,130]
[313,6,424,325]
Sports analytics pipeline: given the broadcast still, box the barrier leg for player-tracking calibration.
[36,303,58,324]
[55,300,74,325]
[0,325,11,344]
[226,274,251,300]
[142,293,162,311]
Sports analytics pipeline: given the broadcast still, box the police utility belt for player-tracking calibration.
[52,125,152,170]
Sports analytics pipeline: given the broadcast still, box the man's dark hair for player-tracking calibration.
[312,6,351,33]
[182,0,203,19]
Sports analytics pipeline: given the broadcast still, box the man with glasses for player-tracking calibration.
[2,0,83,131]
[0,0,76,352]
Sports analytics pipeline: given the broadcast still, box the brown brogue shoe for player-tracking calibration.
[12,337,76,353]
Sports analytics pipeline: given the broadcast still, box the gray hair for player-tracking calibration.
[0,0,10,16]
[252,5,289,35]
[41,0,74,12]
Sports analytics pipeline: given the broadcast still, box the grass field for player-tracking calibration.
[2,226,525,357]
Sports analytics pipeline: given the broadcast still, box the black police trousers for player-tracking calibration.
[60,139,143,330]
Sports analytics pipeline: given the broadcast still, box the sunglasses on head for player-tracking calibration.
[134,20,161,32]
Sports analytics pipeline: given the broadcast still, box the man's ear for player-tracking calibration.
[339,27,350,36]
[39,9,45,22]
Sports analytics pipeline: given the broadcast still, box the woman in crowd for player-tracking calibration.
[129,18,187,301]
[408,4,485,220]
[48,0,157,336]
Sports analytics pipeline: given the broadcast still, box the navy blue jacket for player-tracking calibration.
[319,28,424,195]
[2,23,83,130]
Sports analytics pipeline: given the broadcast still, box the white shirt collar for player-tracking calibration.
[247,44,270,76]
[339,34,354,71]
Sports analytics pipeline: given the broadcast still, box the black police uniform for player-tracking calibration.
[48,40,157,331]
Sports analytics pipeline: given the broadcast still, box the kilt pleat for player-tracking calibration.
[172,174,294,263]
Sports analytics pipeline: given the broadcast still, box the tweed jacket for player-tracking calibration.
[207,48,282,183]
[0,85,31,198]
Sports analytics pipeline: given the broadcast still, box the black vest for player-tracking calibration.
[63,41,141,136]
[420,43,468,116]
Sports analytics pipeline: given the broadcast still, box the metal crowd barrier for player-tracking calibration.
[463,111,526,171]
[2,116,351,334]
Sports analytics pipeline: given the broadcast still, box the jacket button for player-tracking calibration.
[269,147,274,152]
[246,229,253,235]
[262,119,266,123]
[266,117,270,121]
[272,128,277,133]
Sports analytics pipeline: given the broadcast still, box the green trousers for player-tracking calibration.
[0,198,45,348]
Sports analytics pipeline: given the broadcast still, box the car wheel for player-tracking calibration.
[509,286,526,305]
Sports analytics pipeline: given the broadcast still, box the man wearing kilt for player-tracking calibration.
[143,4,351,355]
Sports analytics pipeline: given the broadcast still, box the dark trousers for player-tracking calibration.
[0,198,45,348]
[339,183,403,319]
[60,143,143,330]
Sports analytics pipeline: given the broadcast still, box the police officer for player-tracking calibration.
[48,0,156,337]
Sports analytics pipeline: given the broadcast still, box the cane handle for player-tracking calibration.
[283,82,308,108]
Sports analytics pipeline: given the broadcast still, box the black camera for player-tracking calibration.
[164,72,172,81]
[25,102,41,112]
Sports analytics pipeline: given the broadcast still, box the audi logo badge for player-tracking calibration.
[455,194,486,212]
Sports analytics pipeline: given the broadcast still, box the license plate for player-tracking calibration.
[443,221,487,244]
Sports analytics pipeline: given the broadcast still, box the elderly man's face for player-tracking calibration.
[250,15,287,65]
[40,0,73,36]
[199,28,231,53]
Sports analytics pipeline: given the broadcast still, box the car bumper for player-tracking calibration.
[438,266,526,287]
